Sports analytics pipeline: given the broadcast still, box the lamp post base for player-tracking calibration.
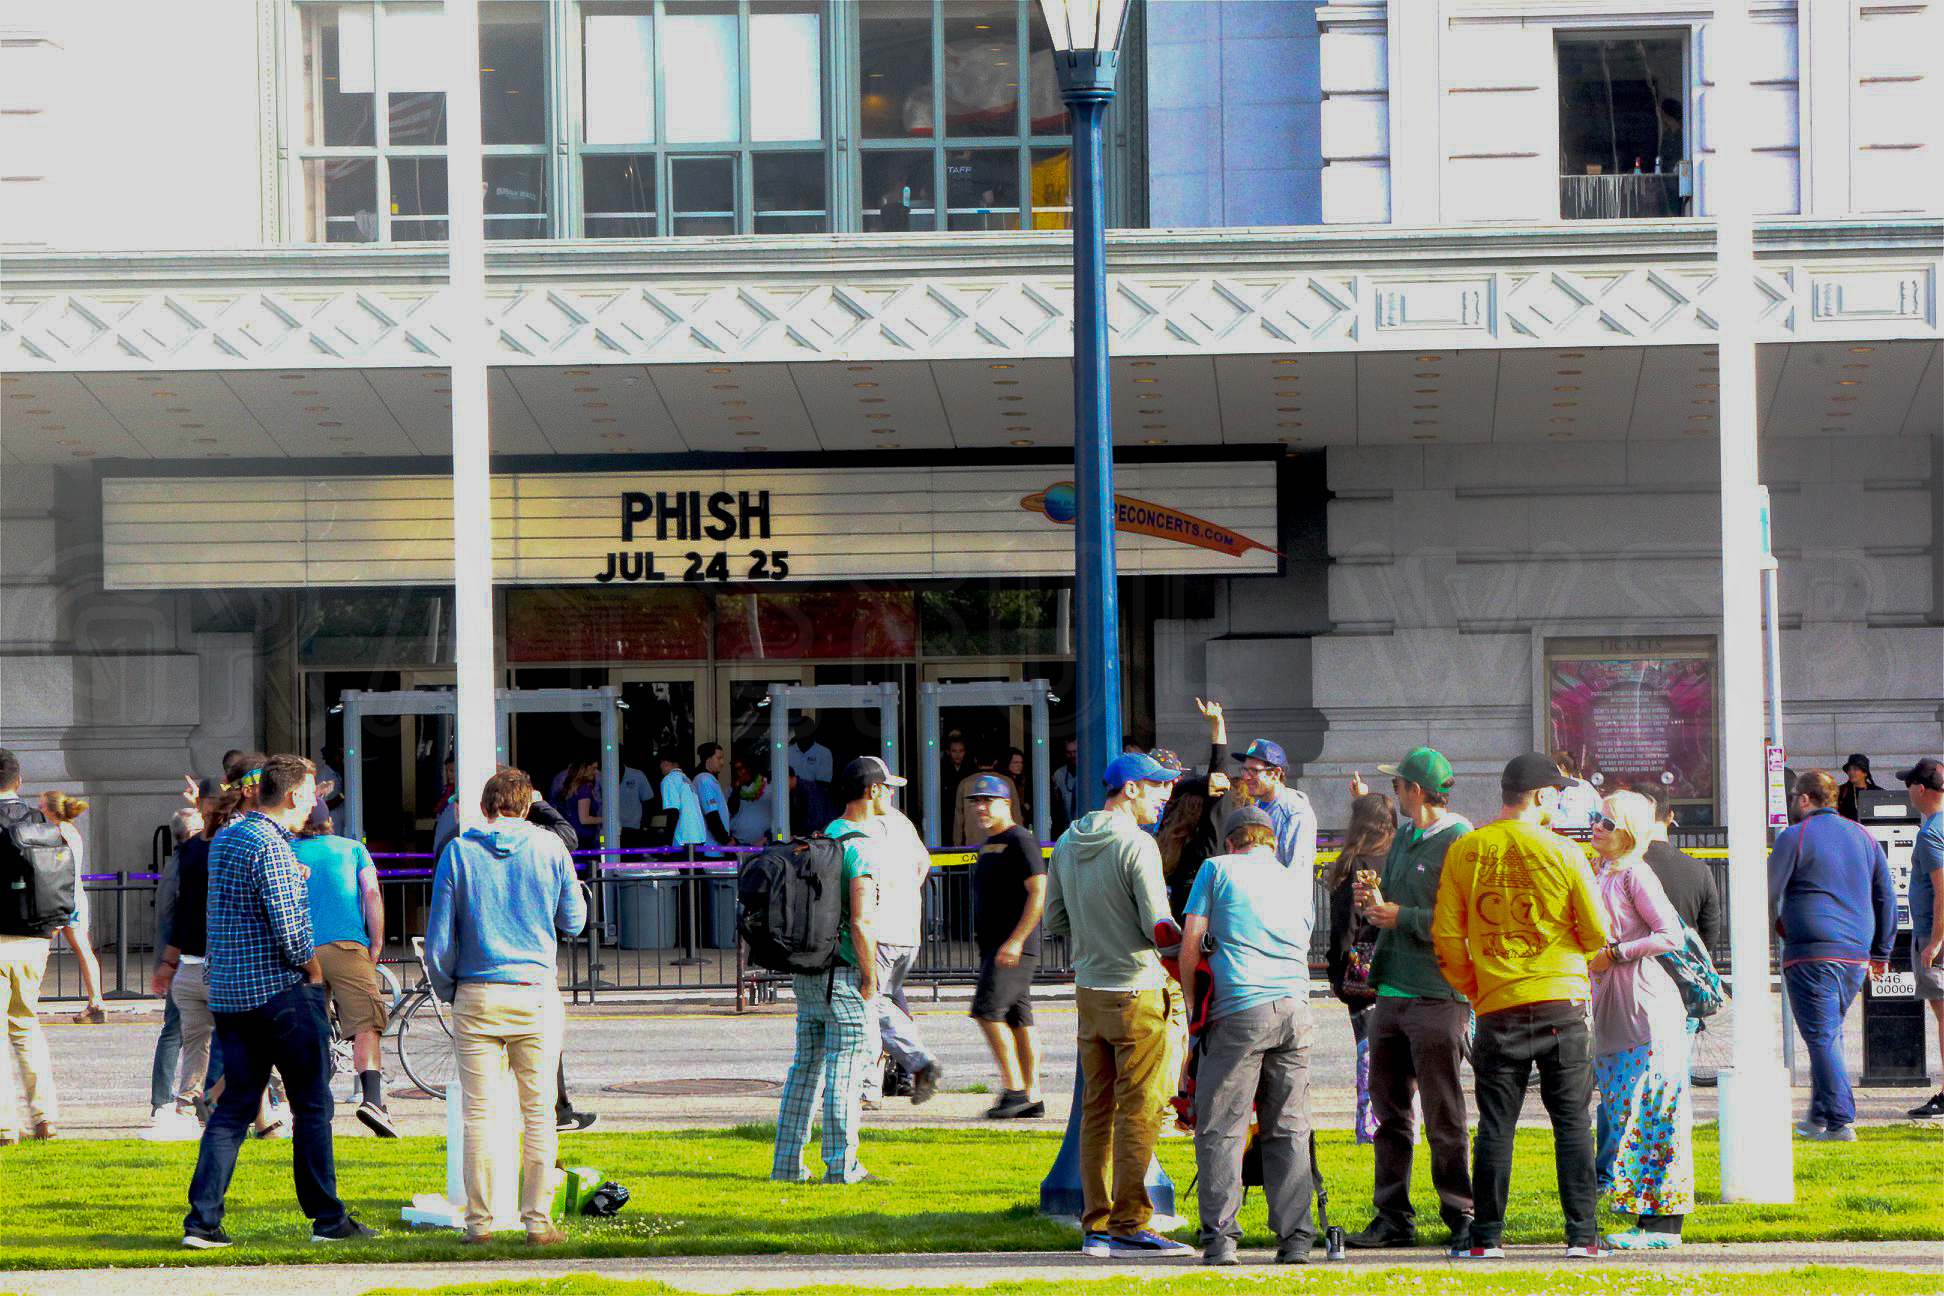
[1037,1071,1177,1219]
[1717,1063,1795,1203]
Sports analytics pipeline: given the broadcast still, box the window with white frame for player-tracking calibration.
[578,0,829,237]
[1556,33,1690,220]
[297,1,549,242]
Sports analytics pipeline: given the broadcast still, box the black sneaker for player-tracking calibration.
[311,1216,377,1243]
[355,1101,398,1138]
[1346,1218,1417,1249]
[1907,1091,1944,1120]
[556,1110,598,1134]
[1014,1099,1047,1118]
[910,1060,943,1105]
[985,1089,1034,1119]
[182,1226,233,1250]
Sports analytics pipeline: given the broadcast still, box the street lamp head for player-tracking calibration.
[1038,0,1129,98]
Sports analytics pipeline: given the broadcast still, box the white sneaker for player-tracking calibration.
[142,1109,202,1142]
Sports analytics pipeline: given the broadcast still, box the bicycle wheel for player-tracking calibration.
[396,990,458,1099]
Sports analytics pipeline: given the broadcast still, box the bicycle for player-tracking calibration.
[326,938,456,1101]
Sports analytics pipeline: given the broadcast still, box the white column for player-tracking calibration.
[1798,0,1853,215]
[447,0,497,819]
[1384,0,1443,223]
[1712,0,1795,1205]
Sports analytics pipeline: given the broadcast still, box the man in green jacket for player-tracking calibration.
[1347,746,1474,1251]
[1044,751,1191,1261]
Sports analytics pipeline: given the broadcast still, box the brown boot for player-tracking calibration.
[524,1225,567,1246]
[461,1230,495,1245]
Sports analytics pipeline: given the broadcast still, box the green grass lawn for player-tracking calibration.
[0,1123,1937,1272]
[358,1273,1944,1296]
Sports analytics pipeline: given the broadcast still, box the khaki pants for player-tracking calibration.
[1075,983,1180,1235]
[1,936,56,1135]
[453,982,563,1232]
[171,959,216,1108]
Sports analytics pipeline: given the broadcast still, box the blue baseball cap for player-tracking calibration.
[1241,738,1288,769]
[1102,752,1183,790]
[965,774,1014,801]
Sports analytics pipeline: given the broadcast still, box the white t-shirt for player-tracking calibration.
[871,811,929,948]
[617,766,654,830]
[788,741,833,785]
[660,770,706,847]
[693,771,729,845]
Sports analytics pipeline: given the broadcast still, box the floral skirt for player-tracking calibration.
[1595,1036,1694,1218]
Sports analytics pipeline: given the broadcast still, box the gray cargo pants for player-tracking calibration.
[1192,994,1317,1257]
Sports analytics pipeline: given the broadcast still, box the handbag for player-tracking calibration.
[1340,922,1380,1001]
[1655,920,1723,1019]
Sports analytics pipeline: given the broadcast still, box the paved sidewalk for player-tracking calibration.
[2,1242,1941,1296]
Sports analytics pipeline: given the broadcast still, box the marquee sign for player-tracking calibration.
[101,462,1278,590]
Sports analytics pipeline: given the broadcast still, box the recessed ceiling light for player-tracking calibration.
[1842,363,1868,370]
[861,397,886,403]
[742,445,764,452]
[42,424,67,431]
[23,408,48,415]
[592,417,617,424]
[1009,438,1033,446]
[1138,407,1162,414]
[1143,438,1167,445]
[1412,419,1437,426]
[878,442,900,449]
[1132,378,1158,384]
[277,373,307,380]
[1274,359,1300,365]
[1555,386,1580,393]
[1826,411,1850,417]
[574,385,600,393]
[853,382,877,388]
[1414,372,1439,379]
[1129,361,1156,368]
[1551,416,1575,423]
[847,365,872,372]
[1415,403,1439,410]
[303,405,329,413]
[70,450,96,458]
[1849,346,1872,353]
[705,367,730,374]
[735,429,760,437]
[1559,352,1586,359]
[1831,395,1857,402]
[867,413,890,419]
[719,400,744,407]
[601,432,625,440]
[1007,426,1032,432]
[134,375,160,382]
[989,363,1013,370]
[1415,355,1442,362]
[206,451,230,458]
[318,420,343,427]
[1552,401,1577,408]
[1276,391,1300,398]
[712,384,738,391]
[1695,382,1718,389]
[1414,389,1437,395]
[1688,414,1711,421]
[565,369,590,376]
[1837,379,1861,386]
[993,379,1019,386]
[998,395,1023,402]
[1277,407,1301,413]
[1141,423,1165,430]
[729,415,753,422]
[1412,434,1437,441]
[1280,436,1302,443]
[151,391,178,398]
[54,437,79,445]
[1278,421,1301,428]
[1691,399,1714,405]
[1548,430,1574,439]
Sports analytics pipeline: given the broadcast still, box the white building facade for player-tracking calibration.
[2,0,1940,862]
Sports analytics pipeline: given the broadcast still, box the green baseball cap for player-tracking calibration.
[1378,746,1455,793]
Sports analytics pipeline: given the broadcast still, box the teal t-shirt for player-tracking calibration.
[824,814,890,967]
[1183,847,1314,1022]
[295,834,376,948]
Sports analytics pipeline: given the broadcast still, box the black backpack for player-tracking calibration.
[737,834,848,974]
[0,799,76,937]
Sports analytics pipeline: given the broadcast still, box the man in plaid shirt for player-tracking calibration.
[180,754,372,1250]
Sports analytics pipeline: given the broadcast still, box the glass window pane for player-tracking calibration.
[662,4,739,144]
[670,154,736,234]
[481,5,547,145]
[942,1,1019,138]
[485,156,547,238]
[861,149,937,231]
[754,151,826,233]
[750,5,823,142]
[1557,36,1688,219]
[390,155,449,240]
[584,11,655,144]
[1029,146,1070,229]
[858,0,932,140]
[384,4,447,144]
[305,4,375,147]
[1024,3,1064,135]
[304,157,378,242]
[944,147,1020,229]
[583,153,658,237]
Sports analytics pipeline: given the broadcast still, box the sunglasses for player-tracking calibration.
[1592,813,1617,831]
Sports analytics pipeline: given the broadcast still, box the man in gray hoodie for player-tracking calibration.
[1044,751,1191,1260]
[425,767,586,1246]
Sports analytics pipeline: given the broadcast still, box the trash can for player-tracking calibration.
[616,877,678,951]
[700,869,739,949]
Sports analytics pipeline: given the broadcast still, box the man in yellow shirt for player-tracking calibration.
[1432,753,1609,1260]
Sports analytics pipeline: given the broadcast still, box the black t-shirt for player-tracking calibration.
[972,823,1045,957]
[168,835,212,958]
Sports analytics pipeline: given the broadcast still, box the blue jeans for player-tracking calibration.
[1783,959,1868,1131]
[150,992,182,1111]
[184,981,347,1234]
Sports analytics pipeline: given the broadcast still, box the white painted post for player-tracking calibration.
[446,0,497,819]
[1712,0,1795,1204]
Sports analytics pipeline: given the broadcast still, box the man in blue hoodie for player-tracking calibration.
[1767,769,1896,1140]
[426,767,587,1244]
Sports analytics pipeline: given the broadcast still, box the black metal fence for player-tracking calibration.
[40,825,1745,1005]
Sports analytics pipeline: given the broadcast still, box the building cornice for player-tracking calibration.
[3,220,1937,370]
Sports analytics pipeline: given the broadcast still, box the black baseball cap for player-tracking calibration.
[1895,757,1944,792]
[1502,752,1571,797]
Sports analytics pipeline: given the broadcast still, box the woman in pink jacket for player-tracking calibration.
[1588,789,1690,1250]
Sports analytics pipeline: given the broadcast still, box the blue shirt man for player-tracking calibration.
[1237,738,1317,875]
[1182,811,1315,1022]
[295,833,377,948]
[205,813,314,1014]
[658,757,706,848]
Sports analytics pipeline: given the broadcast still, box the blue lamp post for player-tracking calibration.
[1035,0,1175,1224]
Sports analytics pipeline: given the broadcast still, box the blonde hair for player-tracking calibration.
[40,790,88,824]
[1600,790,1655,864]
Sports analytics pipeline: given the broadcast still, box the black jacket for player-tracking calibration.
[1644,839,1721,950]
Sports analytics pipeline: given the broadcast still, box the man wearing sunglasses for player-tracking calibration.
[1346,746,1474,1252]
[1235,740,1316,876]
